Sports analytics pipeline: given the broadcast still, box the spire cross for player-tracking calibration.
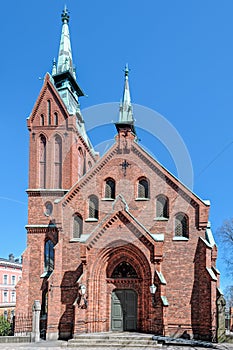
[124,63,129,77]
[61,5,69,23]
[119,160,131,177]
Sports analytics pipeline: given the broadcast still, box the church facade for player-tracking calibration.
[16,8,222,341]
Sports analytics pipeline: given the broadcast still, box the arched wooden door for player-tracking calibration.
[111,289,137,331]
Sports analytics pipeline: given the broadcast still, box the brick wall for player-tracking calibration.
[16,77,219,341]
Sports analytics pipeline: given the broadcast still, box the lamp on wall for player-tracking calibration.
[150,284,157,307]
[80,284,86,295]
[79,284,88,309]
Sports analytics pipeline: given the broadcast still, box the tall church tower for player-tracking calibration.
[26,7,97,222]
[16,8,98,319]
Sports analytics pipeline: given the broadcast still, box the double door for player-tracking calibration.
[111,289,137,331]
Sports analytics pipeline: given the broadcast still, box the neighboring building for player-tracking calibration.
[226,307,233,332]
[16,8,222,341]
[0,254,22,321]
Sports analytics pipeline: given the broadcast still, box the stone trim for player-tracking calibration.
[27,189,68,197]
[106,278,143,284]
[161,296,169,306]
[135,198,150,201]
[154,217,169,221]
[25,225,58,234]
[172,236,189,241]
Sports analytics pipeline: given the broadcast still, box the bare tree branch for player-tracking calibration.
[217,218,233,283]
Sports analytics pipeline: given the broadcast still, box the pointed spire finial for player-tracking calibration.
[61,5,70,23]
[54,6,74,77]
[52,8,85,115]
[52,58,57,75]
[118,64,133,124]
[115,64,136,136]
[124,63,129,77]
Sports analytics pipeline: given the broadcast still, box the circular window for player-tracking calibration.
[44,202,53,216]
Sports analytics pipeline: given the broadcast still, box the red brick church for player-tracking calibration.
[16,8,222,341]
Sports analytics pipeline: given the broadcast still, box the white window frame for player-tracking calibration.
[3,274,8,285]
[11,291,16,303]
[11,275,16,285]
[3,291,8,303]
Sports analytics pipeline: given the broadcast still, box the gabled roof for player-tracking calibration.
[27,73,69,127]
[60,136,209,211]
[83,195,162,262]
[130,141,209,207]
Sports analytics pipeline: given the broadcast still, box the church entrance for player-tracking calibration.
[111,289,137,331]
[89,245,152,334]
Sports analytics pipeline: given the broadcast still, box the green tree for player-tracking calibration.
[0,316,11,336]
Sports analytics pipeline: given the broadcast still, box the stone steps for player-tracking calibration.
[66,332,162,348]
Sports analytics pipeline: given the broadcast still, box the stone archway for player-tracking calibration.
[86,241,152,333]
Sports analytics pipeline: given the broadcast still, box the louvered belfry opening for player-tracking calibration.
[73,214,83,238]
[138,178,149,198]
[105,178,115,199]
[89,195,99,219]
[175,213,188,238]
[156,195,168,218]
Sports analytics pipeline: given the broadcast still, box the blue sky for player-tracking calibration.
[1,0,233,290]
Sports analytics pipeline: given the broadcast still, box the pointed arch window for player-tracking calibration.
[156,195,169,219]
[105,178,115,199]
[44,202,53,216]
[54,135,62,188]
[78,147,85,177]
[88,195,99,220]
[39,135,46,188]
[83,152,86,176]
[41,114,44,126]
[111,262,138,278]
[47,100,51,125]
[44,240,54,274]
[73,214,83,238]
[54,112,58,126]
[137,178,149,199]
[175,213,189,238]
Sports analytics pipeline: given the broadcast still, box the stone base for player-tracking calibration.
[46,332,59,341]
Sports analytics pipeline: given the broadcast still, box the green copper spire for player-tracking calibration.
[50,8,95,152]
[115,64,136,136]
[52,7,84,115]
[119,64,134,123]
[56,6,75,77]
